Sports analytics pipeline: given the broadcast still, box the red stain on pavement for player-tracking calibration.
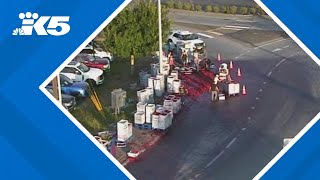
[180,69,215,98]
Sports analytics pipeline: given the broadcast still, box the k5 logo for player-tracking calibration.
[12,12,70,36]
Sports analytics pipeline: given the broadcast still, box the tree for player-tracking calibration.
[195,4,202,11]
[249,7,257,14]
[175,2,183,9]
[229,6,237,14]
[183,3,192,10]
[213,6,220,13]
[102,1,171,58]
[239,7,248,15]
[167,0,174,8]
[205,5,212,12]
[220,5,227,13]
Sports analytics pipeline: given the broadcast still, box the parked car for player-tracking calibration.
[46,74,89,98]
[168,30,205,52]
[74,54,110,71]
[81,46,114,61]
[60,62,104,85]
[46,88,76,110]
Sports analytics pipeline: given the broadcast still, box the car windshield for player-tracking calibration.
[181,34,199,41]
[77,63,90,72]
[88,55,95,61]
[60,75,73,86]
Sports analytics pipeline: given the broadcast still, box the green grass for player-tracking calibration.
[70,56,158,134]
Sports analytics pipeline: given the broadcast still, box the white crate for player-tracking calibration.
[228,83,240,95]
[218,94,226,101]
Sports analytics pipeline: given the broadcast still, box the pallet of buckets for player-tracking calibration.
[134,95,182,131]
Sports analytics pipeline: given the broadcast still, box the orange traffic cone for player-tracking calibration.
[242,85,247,95]
[217,53,221,61]
[237,68,242,77]
[230,61,233,69]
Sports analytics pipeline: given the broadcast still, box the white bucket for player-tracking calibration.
[134,111,145,124]
[145,87,154,103]
[158,113,168,130]
[167,76,175,93]
[154,78,164,97]
[148,77,155,89]
[152,112,161,129]
[137,89,148,103]
[170,70,179,80]
[173,79,181,94]
[146,104,156,123]
[137,102,147,113]
[164,99,173,107]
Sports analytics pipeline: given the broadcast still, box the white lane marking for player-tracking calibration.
[196,33,214,39]
[205,150,225,168]
[195,174,200,178]
[248,117,252,120]
[263,82,267,84]
[235,19,256,23]
[272,48,283,52]
[282,45,290,48]
[259,89,263,92]
[251,106,256,110]
[267,51,302,77]
[235,50,251,59]
[256,97,260,100]
[255,38,289,49]
[242,128,247,131]
[226,137,237,149]
[236,38,289,59]
[208,31,224,36]
[225,25,251,29]
[220,27,242,31]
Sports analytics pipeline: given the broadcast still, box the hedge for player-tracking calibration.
[166,3,265,16]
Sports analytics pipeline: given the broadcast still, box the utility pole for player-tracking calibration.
[158,0,163,74]
[51,75,62,104]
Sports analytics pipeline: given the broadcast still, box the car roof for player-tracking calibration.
[172,30,193,35]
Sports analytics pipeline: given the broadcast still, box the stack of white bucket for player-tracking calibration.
[117,119,133,142]
[167,70,181,94]
[148,74,165,97]
[137,87,154,104]
[135,102,156,126]
[135,102,147,125]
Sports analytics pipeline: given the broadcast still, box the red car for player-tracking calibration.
[74,54,110,71]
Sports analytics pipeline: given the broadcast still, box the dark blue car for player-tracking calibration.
[46,74,89,98]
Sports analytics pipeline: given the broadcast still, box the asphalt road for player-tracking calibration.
[170,10,282,31]
[126,12,320,180]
